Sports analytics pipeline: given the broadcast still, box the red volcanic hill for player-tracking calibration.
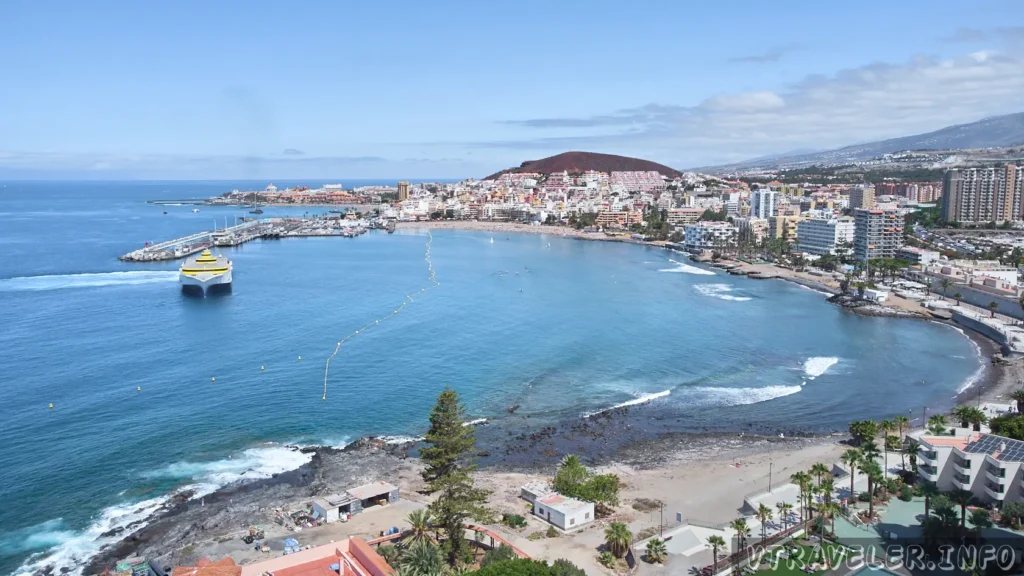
[485,151,682,180]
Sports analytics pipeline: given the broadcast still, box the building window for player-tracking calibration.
[537,508,543,515]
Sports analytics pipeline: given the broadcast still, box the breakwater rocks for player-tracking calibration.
[827,293,927,318]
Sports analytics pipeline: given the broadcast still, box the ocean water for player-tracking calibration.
[0,181,981,575]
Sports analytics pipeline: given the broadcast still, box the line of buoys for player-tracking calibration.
[322,231,440,401]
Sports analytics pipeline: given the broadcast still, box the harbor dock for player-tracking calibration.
[119,218,368,262]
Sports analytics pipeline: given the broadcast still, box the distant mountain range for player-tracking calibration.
[485,151,682,180]
[696,111,1024,172]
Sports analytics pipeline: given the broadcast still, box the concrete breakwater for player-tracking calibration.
[119,218,368,262]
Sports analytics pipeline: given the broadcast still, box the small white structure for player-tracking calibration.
[863,288,889,303]
[520,482,594,531]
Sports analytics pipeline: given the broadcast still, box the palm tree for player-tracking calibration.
[906,437,921,472]
[1012,389,1024,413]
[406,509,433,545]
[859,459,883,519]
[967,407,988,432]
[894,415,909,440]
[645,538,667,564]
[755,503,773,543]
[820,477,835,506]
[940,278,952,299]
[879,420,894,476]
[729,518,751,551]
[971,509,993,547]
[950,489,973,530]
[954,291,963,305]
[707,535,726,572]
[810,462,830,487]
[952,405,973,428]
[377,544,403,567]
[776,502,793,531]
[921,482,939,518]
[790,472,811,522]
[841,449,862,505]
[988,301,1000,318]
[604,521,632,559]
[820,502,842,537]
[402,541,445,576]
[927,414,948,436]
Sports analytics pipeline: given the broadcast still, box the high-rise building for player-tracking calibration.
[751,188,776,218]
[397,181,410,202]
[795,217,855,256]
[853,208,903,262]
[848,186,876,210]
[941,166,1022,223]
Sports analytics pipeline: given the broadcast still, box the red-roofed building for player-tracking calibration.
[172,558,242,576]
[217,537,393,576]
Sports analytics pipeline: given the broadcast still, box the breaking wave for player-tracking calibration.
[143,445,312,491]
[658,259,716,276]
[463,418,489,426]
[677,385,803,407]
[0,271,178,292]
[583,390,671,418]
[695,283,752,301]
[803,357,839,380]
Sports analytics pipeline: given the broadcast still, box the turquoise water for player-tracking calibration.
[0,182,982,575]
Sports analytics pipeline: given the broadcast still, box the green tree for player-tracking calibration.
[377,544,403,567]
[988,413,1024,439]
[1012,389,1024,413]
[905,437,920,472]
[920,482,939,518]
[953,291,963,305]
[604,521,632,559]
[790,472,811,522]
[474,559,552,576]
[927,414,948,435]
[810,462,830,487]
[755,503,773,543]
[879,420,894,474]
[841,449,862,505]
[849,420,879,446]
[971,509,993,547]
[402,541,445,575]
[420,387,492,564]
[820,502,842,537]
[939,278,952,299]
[645,538,668,564]
[406,509,433,545]
[707,535,726,572]
[776,502,793,530]
[729,518,751,550]
[988,301,1000,318]
[949,489,973,531]
[552,455,587,496]
[480,545,518,568]
[858,459,883,519]
[549,559,585,576]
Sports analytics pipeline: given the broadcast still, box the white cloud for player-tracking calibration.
[491,48,1024,167]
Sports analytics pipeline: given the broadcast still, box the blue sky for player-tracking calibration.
[2,0,1024,179]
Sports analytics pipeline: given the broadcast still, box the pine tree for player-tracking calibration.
[421,386,492,564]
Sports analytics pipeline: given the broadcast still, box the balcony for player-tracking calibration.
[953,459,971,475]
[985,482,1006,500]
[953,472,972,490]
[919,450,938,466]
[919,464,939,482]
[985,466,1006,485]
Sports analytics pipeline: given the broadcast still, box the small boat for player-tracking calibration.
[329,209,343,214]
[489,237,494,244]
[162,210,168,214]
[192,208,200,213]
[249,208,264,214]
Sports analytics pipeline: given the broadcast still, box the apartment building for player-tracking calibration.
[941,166,1022,224]
[768,215,804,242]
[751,188,777,219]
[853,208,903,261]
[848,186,876,210]
[684,221,738,252]
[733,216,769,244]
[794,217,854,256]
[918,433,1024,504]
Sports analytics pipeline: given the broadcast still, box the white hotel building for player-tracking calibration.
[683,221,738,252]
[794,217,854,256]
[918,432,1024,504]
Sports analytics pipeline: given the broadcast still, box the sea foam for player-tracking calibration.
[803,357,839,380]
[658,259,716,276]
[695,283,752,301]
[680,385,803,407]
[583,389,671,418]
[0,271,178,292]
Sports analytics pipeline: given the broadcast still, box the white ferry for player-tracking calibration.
[179,249,232,295]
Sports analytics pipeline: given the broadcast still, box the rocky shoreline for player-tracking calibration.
[826,292,929,318]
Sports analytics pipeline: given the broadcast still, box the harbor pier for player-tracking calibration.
[119,218,368,262]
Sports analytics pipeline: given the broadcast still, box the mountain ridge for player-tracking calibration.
[485,151,681,180]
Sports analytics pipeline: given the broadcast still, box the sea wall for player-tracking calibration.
[952,310,1015,355]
